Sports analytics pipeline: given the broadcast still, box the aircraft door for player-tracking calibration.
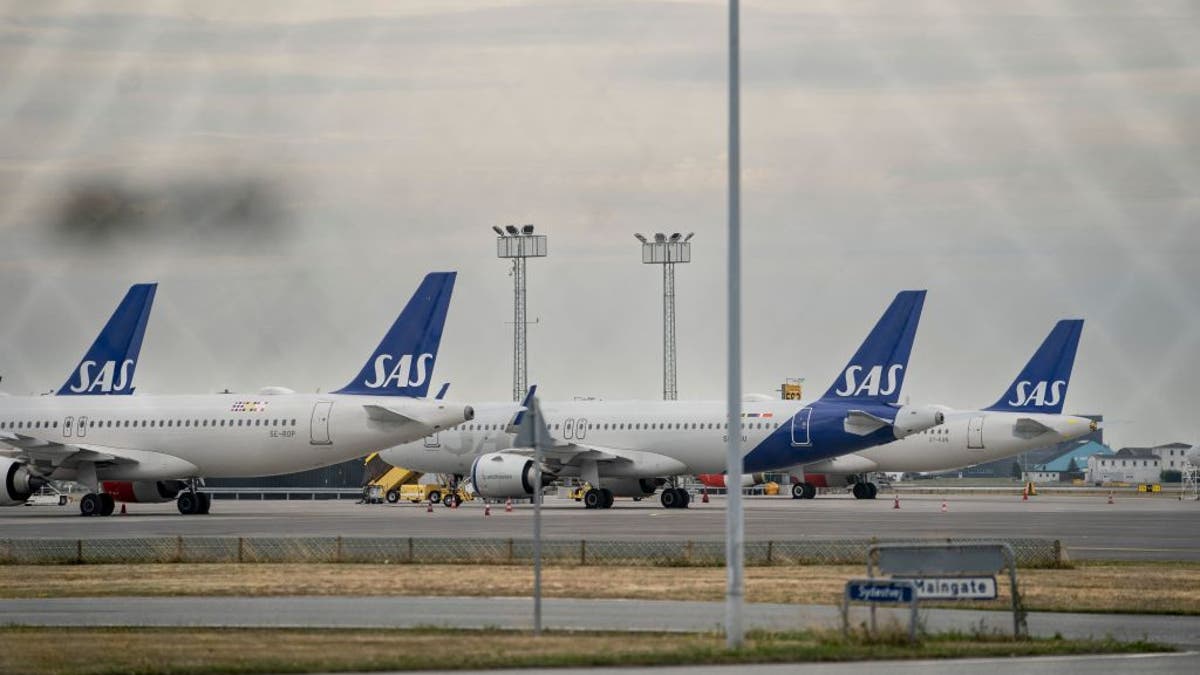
[310,401,333,445]
[576,419,588,440]
[967,415,985,449]
[790,407,812,447]
[563,418,575,439]
[63,416,73,438]
[77,416,88,438]
[424,432,440,449]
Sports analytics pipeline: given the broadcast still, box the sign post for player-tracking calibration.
[842,579,919,643]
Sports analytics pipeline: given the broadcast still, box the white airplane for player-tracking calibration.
[0,272,474,516]
[698,319,1097,499]
[380,290,946,509]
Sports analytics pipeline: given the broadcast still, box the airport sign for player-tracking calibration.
[906,576,998,600]
[845,579,916,604]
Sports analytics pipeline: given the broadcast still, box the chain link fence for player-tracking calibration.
[0,536,1064,567]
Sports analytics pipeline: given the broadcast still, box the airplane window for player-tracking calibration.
[290,419,296,426]
[185,420,191,427]
[53,421,58,428]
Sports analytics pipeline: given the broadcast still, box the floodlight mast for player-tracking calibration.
[636,232,692,400]
[495,224,548,401]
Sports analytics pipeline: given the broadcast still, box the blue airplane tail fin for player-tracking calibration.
[985,319,1083,414]
[57,283,157,396]
[334,272,456,397]
[819,290,926,404]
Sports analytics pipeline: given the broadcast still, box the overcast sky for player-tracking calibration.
[1,0,1197,449]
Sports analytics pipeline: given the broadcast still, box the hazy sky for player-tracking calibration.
[1,0,1197,449]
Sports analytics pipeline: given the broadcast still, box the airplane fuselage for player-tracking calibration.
[381,396,924,478]
[0,393,468,481]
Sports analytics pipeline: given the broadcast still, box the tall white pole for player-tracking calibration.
[725,0,744,650]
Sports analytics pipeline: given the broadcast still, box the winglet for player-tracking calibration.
[985,319,1083,414]
[820,290,926,404]
[334,272,456,398]
[57,283,157,396]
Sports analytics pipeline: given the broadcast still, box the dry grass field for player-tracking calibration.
[3,561,1197,614]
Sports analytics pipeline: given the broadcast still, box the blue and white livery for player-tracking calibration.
[379,290,945,509]
[57,283,157,396]
[0,272,474,516]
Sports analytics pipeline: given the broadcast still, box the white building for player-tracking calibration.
[1087,447,1165,485]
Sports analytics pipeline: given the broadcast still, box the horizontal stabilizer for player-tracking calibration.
[1014,417,1054,437]
[843,410,891,436]
[363,404,428,426]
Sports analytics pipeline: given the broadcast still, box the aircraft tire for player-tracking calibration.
[99,493,115,516]
[660,488,679,509]
[80,493,102,517]
[600,488,614,509]
[177,492,200,515]
[584,489,604,509]
[791,483,805,500]
[852,483,869,500]
[802,483,817,499]
[678,488,690,508]
[866,482,878,499]
[198,493,212,514]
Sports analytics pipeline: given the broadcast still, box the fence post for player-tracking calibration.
[507,538,514,563]
[407,537,414,563]
[237,537,244,563]
[580,540,587,566]
[176,535,183,563]
[76,539,83,564]
[336,536,343,563]
[767,540,773,565]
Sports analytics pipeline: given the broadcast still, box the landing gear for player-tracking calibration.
[584,488,615,509]
[791,482,817,500]
[659,487,690,509]
[79,493,116,516]
[176,480,212,515]
[851,482,878,499]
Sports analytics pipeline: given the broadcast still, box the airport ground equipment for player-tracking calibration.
[361,452,423,504]
[865,542,1025,638]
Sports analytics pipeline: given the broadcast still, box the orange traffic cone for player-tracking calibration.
[484,503,492,516]
[1107,492,1114,505]
[119,504,127,515]
[702,489,710,504]
[505,498,513,513]
[426,501,434,513]
[940,500,947,513]
[893,495,901,510]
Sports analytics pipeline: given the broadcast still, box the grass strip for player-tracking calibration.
[0,626,1171,675]
[3,561,1198,615]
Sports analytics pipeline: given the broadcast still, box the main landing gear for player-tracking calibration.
[79,492,115,517]
[584,487,614,509]
[852,482,878,500]
[660,487,690,509]
[177,480,212,515]
[791,482,817,500]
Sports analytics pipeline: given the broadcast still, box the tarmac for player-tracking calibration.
[4,493,1198,561]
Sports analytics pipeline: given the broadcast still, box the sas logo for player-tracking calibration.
[1008,380,1066,407]
[69,359,135,394]
[834,364,903,398]
[363,353,434,389]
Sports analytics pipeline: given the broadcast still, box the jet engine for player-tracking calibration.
[602,478,661,497]
[1,458,47,506]
[471,452,555,499]
[101,480,188,504]
[891,404,947,439]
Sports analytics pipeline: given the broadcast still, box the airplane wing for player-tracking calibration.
[0,432,199,475]
[502,442,688,476]
[843,409,892,436]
